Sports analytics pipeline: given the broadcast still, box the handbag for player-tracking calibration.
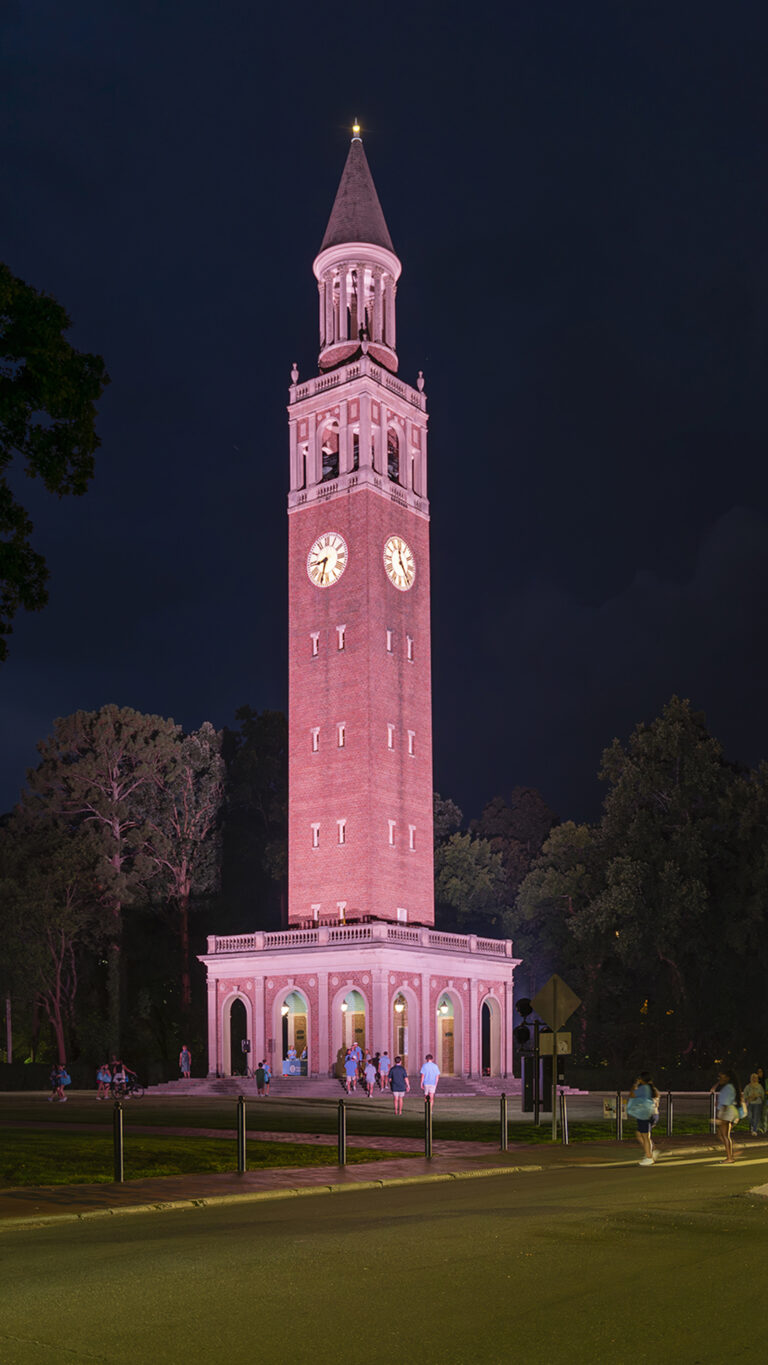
[626,1095,656,1120]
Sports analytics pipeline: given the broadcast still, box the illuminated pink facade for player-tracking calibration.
[200,134,518,1079]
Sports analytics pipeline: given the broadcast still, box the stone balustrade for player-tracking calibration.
[206,923,513,957]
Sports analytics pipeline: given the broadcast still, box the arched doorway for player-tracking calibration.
[341,989,366,1054]
[481,997,502,1076]
[436,995,455,1075]
[280,989,308,1073]
[392,993,410,1070]
[229,998,248,1076]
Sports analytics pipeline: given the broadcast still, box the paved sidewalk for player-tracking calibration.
[0,1129,745,1232]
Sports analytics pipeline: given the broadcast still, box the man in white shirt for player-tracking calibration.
[420,1054,440,1107]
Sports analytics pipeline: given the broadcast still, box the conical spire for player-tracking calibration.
[320,136,394,253]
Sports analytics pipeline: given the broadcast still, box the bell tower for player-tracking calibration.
[287,129,434,927]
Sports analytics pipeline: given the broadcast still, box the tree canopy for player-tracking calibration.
[0,263,109,661]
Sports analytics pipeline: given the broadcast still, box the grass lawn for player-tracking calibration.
[0,1129,412,1188]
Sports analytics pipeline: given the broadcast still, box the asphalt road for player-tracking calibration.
[2,1151,767,1365]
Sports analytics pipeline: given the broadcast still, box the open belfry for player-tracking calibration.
[200,129,518,1082]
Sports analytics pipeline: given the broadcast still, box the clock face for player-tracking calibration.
[307,531,348,587]
[383,534,416,591]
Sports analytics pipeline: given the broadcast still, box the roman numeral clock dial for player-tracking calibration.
[307,532,348,587]
[383,534,415,591]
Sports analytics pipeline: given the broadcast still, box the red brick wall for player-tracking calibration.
[288,487,434,924]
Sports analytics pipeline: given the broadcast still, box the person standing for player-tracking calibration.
[364,1058,376,1097]
[627,1071,659,1165]
[389,1056,410,1115]
[743,1072,765,1137]
[420,1054,440,1108]
[343,1049,358,1093]
[711,1068,743,1163]
[379,1051,391,1092]
[179,1044,192,1079]
[255,1061,266,1097]
[263,1060,271,1095]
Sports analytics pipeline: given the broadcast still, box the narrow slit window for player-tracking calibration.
[409,825,416,851]
[408,730,415,756]
[311,632,320,657]
[388,819,396,847]
[406,634,414,662]
[387,724,395,750]
[337,722,346,748]
[311,823,320,848]
[386,629,393,653]
[311,728,320,753]
[397,907,408,923]
[311,903,321,922]
[337,900,347,921]
[336,624,346,650]
[337,819,346,845]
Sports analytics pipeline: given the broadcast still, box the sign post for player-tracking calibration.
[531,974,581,1141]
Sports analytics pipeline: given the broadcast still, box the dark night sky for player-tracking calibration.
[2,1,767,826]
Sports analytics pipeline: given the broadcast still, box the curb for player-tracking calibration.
[0,1162,546,1233]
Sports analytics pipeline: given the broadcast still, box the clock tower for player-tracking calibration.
[199,132,518,1085]
[287,130,434,928]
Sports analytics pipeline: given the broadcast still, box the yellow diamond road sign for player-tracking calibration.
[531,974,581,1031]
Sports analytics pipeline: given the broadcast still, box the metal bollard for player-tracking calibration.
[666,1091,674,1137]
[615,1090,623,1141]
[500,1092,508,1152]
[424,1096,433,1159]
[710,1092,717,1135]
[337,1098,347,1166]
[559,1090,569,1145]
[113,1100,124,1183]
[236,1094,247,1174]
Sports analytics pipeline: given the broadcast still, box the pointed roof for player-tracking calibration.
[320,137,395,253]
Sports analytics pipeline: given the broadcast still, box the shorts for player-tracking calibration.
[717,1105,738,1123]
[636,1118,652,1134]
[423,1084,437,1097]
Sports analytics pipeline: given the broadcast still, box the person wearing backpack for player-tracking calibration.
[626,1071,659,1166]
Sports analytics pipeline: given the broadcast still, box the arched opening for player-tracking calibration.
[280,989,308,1075]
[352,431,360,471]
[481,997,502,1076]
[392,993,410,1071]
[436,995,455,1076]
[321,424,339,482]
[387,429,400,483]
[229,998,248,1076]
[341,989,366,1055]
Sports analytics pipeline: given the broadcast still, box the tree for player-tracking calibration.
[433,792,463,845]
[24,705,181,1054]
[0,264,109,661]
[513,821,601,1003]
[0,813,102,1064]
[471,787,558,906]
[144,722,225,1011]
[434,832,509,935]
[221,708,288,930]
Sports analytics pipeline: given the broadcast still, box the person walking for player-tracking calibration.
[626,1071,659,1165]
[389,1056,410,1114]
[263,1060,271,1095]
[364,1058,376,1097]
[343,1049,358,1093]
[179,1044,192,1079]
[711,1068,743,1163]
[378,1051,391,1092]
[420,1054,440,1108]
[96,1063,112,1099]
[755,1066,768,1133]
[255,1061,266,1097]
[743,1072,765,1137]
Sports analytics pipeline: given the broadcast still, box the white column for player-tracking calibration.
[372,417,383,475]
[420,975,431,1074]
[358,263,367,335]
[359,393,372,468]
[469,980,480,1077]
[289,420,299,491]
[326,273,335,343]
[339,400,351,474]
[207,978,218,1076]
[385,277,395,349]
[254,975,265,1067]
[504,979,514,1078]
[373,270,383,341]
[318,972,329,1077]
[318,281,325,347]
[373,967,389,1056]
[339,265,348,340]
[309,417,322,485]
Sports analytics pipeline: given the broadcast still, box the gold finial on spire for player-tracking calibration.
[352,119,361,140]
